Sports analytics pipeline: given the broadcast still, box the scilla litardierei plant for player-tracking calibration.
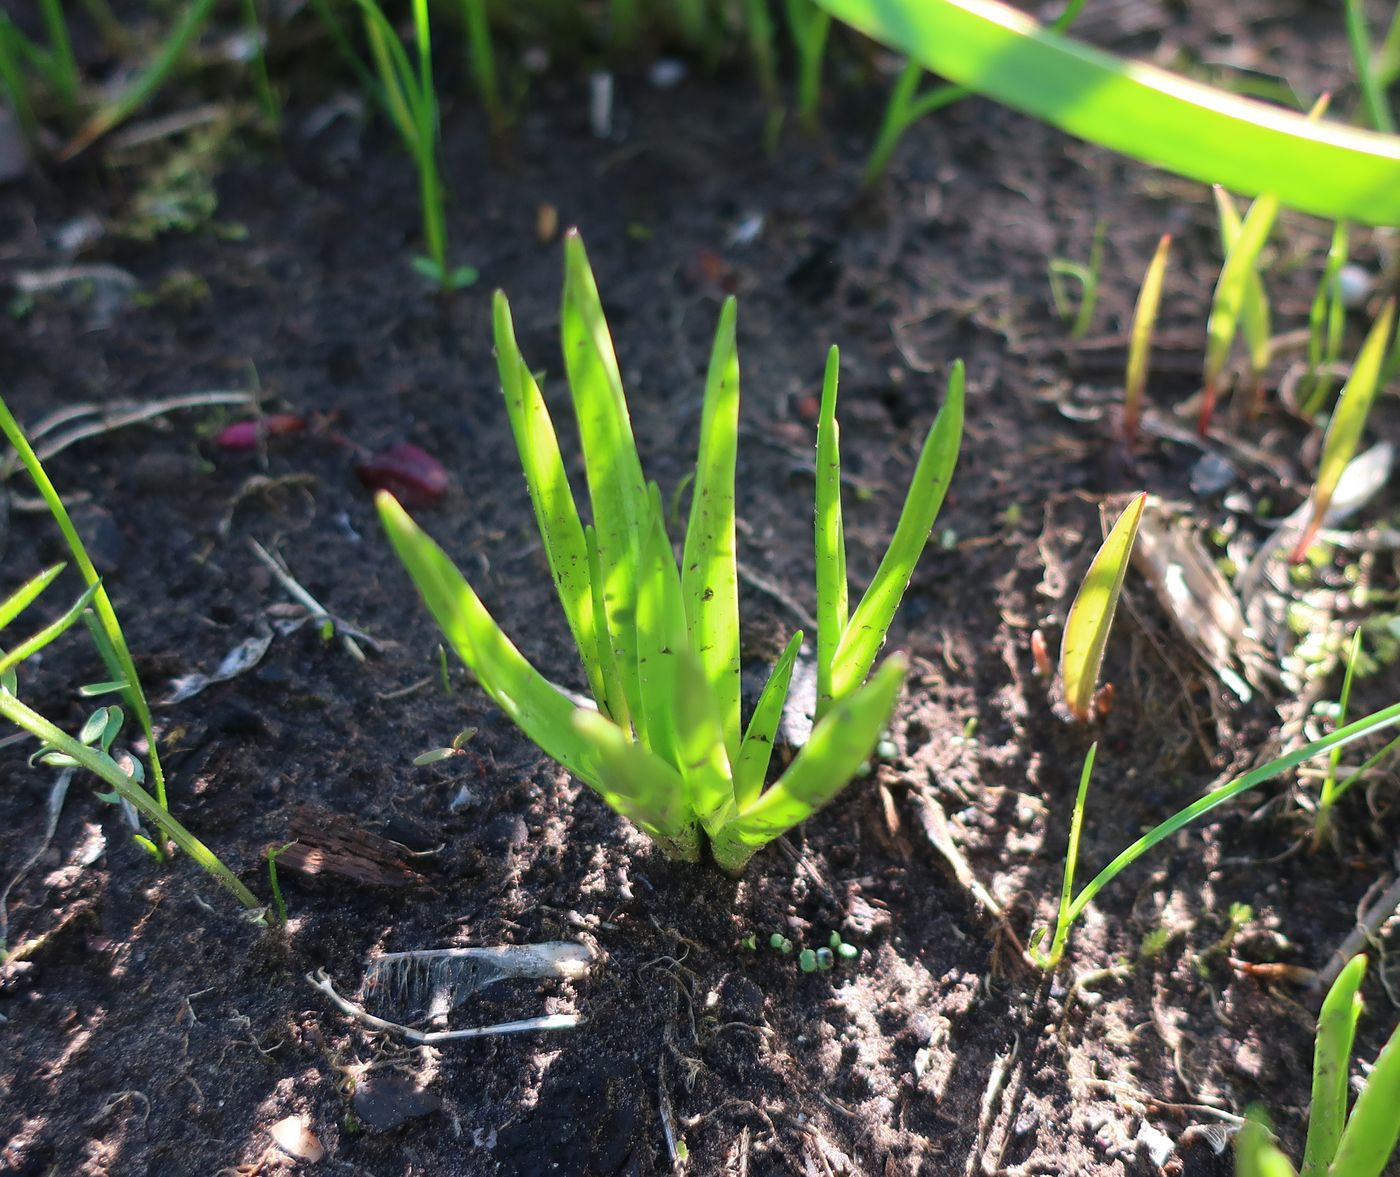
[378,232,964,874]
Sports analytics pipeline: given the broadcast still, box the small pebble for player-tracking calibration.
[1338,264,1372,309]
[1189,452,1237,497]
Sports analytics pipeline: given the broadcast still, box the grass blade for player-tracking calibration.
[734,630,803,810]
[62,0,217,158]
[572,710,700,860]
[1123,234,1171,449]
[681,296,742,758]
[1031,742,1096,969]
[1300,954,1366,1176]
[376,492,600,788]
[0,583,100,681]
[1059,492,1146,724]
[1061,701,1400,945]
[1303,222,1351,415]
[1346,0,1396,133]
[829,360,964,709]
[0,395,168,808]
[0,564,65,634]
[1291,298,1395,563]
[711,654,906,874]
[561,232,650,729]
[1330,1004,1400,1177]
[493,292,607,714]
[811,0,1400,225]
[814,346,848,717]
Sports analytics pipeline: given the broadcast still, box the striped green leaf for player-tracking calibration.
[734,630,803,810]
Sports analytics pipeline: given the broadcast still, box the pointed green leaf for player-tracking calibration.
[376,492,599,787]
[0,563,65,634]
[1330,1000,1400,1177]
[572,709,700,860]
[734,630,804,810]
[712,654,906,874]
[1123,234,1171,448]
[829,360,964,707]
[561,232,649,727]
[0,581,100,681]
[1059,492,1146,723]
[1213,189,1271,393]
[1292,299,1396,562]
[681,295,742,759]
[79,708,110,746]
[1301,954,1366,1176]
[633,484,688,765]
[673,649,736,835]
[815,346,847,717]
[493,290,607,713]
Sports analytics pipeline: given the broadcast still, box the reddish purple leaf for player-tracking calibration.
[355,443,449,508]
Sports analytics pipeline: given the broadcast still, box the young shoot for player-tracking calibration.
[1058,493,1146,724]
[1291,298,1395,563]
[1213,188,1272,415]
[1302,222,1351,416]
[1122,234,1171,449]
[1047,221,1106,342]
[1238,955,1400,1176]
[353,0,478,291]
[378,232,964,874]
[1031,702,1400,969]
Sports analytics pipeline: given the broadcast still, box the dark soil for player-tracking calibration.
[2,3,1399,1175]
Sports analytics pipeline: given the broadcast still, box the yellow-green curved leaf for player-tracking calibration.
[1059,492,1146,723]
[1301,954,1366,1176]
[734,630,803,810]
[377,492,599,787]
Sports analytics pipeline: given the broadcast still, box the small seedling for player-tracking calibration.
[379,233,963,874]
[1213,188,1271,414]
[1235,955,1400,1176]
[454,0,506,135]
[1047,220,1106,341]
[351,0,478,292]
[1058,493,1146,724]
[413,726,478,766]
[1030,704,1400,968]
[1302,222,1351,415]
[1122,234,1171,449]
[770,933,794,954]
[798,948,818,972]
[266,842,295,923]
[1291,299,1395,563]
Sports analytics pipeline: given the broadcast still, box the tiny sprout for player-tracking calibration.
[413,726,478,766]
[816,948,834,970]
[829,930,843,950]
[770,933,793,954]
[798,949,818,972]
[742,934,757,950]
[837,942,859,960]
[318,618,335,642]
[1030,629,1052,677]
